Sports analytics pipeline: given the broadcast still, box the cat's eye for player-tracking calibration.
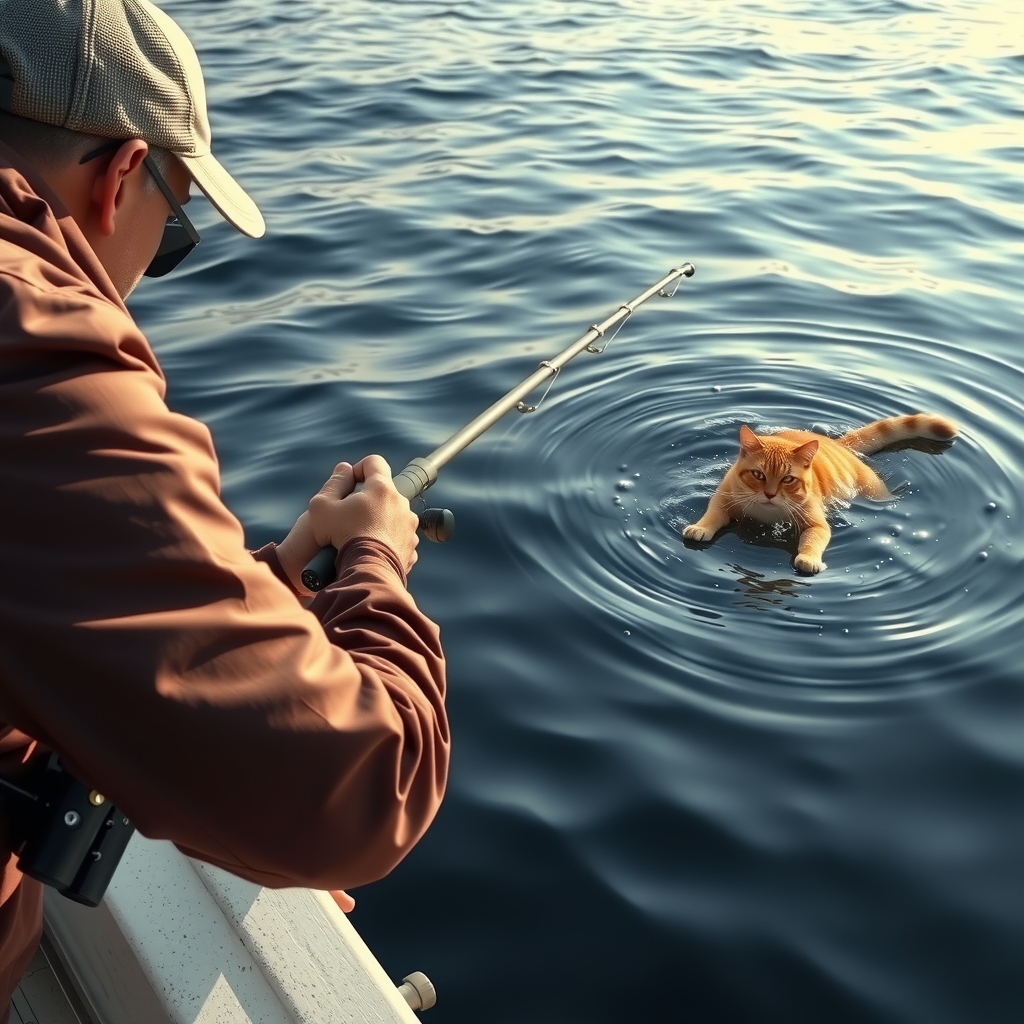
[750,469,765,481]
[782,475,796,483]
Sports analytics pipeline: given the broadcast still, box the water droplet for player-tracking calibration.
[978,551,989,560]
[623,630,631,636]
[633,472,641,479]
[712,385,722,392]
[842,628,849,634]
[619,464,628,471]
[615,480,635,492]
[986,502,998,512]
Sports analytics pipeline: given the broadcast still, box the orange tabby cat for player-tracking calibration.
[683,414,957,574]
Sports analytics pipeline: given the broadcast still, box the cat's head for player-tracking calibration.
[735,425,818,506]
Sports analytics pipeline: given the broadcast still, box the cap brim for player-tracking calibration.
[180,150,265,239]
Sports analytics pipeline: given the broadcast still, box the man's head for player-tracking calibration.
[0,0,263,296]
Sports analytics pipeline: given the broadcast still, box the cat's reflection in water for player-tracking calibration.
[725,560,810,612]
[702,512,813,608]
[683,516,811,610]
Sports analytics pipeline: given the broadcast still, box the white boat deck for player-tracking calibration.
[11,930,94,1024]
[12,833,430,1024]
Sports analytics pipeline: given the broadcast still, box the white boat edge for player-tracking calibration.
[42,831,425,1024]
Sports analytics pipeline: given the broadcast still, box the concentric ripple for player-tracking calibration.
[492,326,1024,705]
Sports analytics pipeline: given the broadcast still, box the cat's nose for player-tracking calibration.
[765,491,776,500]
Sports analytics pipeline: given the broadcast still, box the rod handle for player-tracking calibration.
[301,546,337,592]
[300,509,454,592]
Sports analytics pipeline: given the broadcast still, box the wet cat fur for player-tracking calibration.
[683,414,957,574]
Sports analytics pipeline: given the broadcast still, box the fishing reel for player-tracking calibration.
[417,507,455,544]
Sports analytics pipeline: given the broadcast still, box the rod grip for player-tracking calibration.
[301,545,338,593]
[301,509,453,592]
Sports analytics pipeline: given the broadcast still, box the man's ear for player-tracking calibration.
[90,140,149,237]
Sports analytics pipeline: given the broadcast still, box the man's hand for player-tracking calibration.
[276,456,420,593]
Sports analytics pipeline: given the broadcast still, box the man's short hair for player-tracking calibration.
[0,110,101,169]
[0,110,176,192]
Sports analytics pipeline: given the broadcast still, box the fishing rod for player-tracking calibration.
[302,263,696,591]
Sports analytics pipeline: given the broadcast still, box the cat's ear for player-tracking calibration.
[738,425,762,453]
[792,439,819,467]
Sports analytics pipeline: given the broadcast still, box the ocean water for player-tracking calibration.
[131,2,1024,1022]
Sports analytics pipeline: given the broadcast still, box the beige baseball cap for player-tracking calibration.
[0,0,264,238]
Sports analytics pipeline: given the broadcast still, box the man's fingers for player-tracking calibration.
[307,454,419,574]
[352,454,393,488]
[319,462,355,500]
[329,889,355,913]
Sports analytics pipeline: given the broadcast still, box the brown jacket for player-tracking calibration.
[0,143,448,1008]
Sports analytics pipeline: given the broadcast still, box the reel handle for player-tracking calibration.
[300,508,454,593]
[418,507,455,543]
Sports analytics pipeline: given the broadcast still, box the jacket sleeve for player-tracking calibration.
[0,278,448,890]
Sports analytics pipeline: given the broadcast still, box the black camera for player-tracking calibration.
[0,754,134,907]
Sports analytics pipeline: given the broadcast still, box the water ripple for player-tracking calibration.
[491,328,1024,709]
[130,0,1024,1020]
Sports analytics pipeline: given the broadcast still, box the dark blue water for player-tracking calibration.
[131,2,1024,1021]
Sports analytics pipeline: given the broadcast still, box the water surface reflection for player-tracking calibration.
[134,1,1024,1020]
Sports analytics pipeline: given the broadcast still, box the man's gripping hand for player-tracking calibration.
[276,455,420,593]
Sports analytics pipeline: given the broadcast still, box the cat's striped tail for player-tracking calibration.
[840,414,957,454]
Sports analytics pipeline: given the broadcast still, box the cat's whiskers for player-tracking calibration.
[736,492,763,517]
[776,494,798,522]
[768,496,797,525]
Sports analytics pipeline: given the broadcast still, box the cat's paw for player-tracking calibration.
[794,553,826,575]
[683,523,716,543]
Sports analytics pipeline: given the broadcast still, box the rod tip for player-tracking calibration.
[677,262,696,277]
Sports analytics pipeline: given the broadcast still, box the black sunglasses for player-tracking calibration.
[79,140,201,277]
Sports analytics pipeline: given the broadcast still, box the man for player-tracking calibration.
[0,0,448,1014]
